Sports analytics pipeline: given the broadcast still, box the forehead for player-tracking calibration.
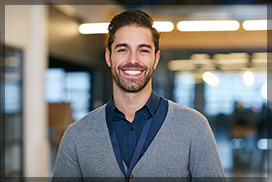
[113,25,154,47]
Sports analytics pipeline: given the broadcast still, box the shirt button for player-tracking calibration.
[130,127,134,131]
[131,153,133,157]
[129,174,134,179]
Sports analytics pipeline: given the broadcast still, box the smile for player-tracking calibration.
[124,70,142,75]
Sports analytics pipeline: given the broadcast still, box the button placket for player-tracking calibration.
[128,123,136,164]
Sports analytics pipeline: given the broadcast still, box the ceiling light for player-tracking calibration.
[190,54,213,64]
[79,23,109,34]
[242,20,271,31]
[252,52,267,59]
[252,52,269,63]
[189,54,215,70]
[168,60,195,71]
[190,54,210,60]
[213,53,249,65]
[243,71,255,87]
[177,20,240,32]
[153,21,174,32]
[202,71,220,87]
[79,21,174,34]
[257,138,269,150]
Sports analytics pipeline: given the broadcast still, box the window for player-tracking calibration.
[173,72,195,108]
[204,71,267,116]
[4,47,24,177]
[45,68,91,120]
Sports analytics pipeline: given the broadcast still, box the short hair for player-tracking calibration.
[107,9,160,54]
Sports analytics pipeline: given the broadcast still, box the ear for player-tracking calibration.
[105,48,111,67]
[153,50,160,70]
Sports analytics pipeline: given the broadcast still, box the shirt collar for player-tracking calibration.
[106,90,161,120]
[145,91,161,117]
[106,95,116,116]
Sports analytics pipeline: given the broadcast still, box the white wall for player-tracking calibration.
[5,5,50,177]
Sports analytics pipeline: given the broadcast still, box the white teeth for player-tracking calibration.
[124,70,142,75]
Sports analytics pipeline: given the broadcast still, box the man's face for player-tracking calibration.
[105,25,160,93]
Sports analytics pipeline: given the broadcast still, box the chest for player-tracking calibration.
[76,120,191,177]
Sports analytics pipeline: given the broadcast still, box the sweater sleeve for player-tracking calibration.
[188,114,225,180]
[52,125,83,181]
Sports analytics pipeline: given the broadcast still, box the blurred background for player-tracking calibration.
[2,0,272,179]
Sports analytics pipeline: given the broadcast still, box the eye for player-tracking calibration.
[140,49,150,53]
[117,48,127,52]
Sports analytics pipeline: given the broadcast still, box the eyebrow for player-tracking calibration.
[114,43,128,50]
[139,44,152,49]
[114,43,152,50]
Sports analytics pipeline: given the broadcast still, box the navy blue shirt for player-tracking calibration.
[106,91,168,167]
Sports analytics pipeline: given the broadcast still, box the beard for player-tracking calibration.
[111,61,155,93]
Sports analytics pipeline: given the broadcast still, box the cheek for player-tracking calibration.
[111,61,117,70]
[110,60,122,73]
[111,55,123,65]
[109,57,118,67]
[147,57,157,68]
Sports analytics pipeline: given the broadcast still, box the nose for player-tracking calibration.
[127,51,139,64]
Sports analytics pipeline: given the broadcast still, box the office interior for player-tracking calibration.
[2,0,272,179]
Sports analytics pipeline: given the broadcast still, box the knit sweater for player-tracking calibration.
[53,100,225,181]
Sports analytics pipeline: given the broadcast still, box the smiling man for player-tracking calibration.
[53,9,225,181]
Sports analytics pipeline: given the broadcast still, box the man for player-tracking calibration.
[53,9,225,181]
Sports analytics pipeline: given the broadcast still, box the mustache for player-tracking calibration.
[118,63,147,70]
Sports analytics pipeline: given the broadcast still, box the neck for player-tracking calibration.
[112,82,152,123]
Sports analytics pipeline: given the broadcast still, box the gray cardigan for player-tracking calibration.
[53,100,225,180]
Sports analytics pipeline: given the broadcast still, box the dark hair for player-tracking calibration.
[107,9,160,54]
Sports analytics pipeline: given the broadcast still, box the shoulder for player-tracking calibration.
[165,100,215,142]
[166,100,209,127]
